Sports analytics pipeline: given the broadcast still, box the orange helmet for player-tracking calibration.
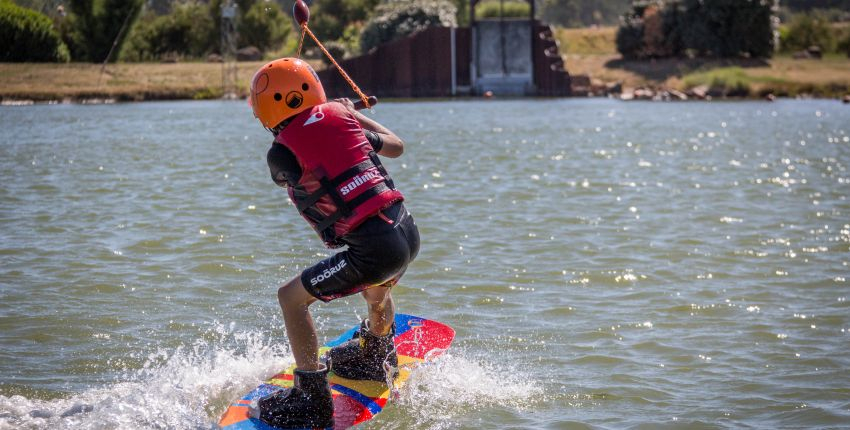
[249,58,327,129]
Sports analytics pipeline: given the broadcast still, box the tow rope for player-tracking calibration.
[293,0,375,109]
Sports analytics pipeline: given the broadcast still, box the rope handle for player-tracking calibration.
[353,96,378,110]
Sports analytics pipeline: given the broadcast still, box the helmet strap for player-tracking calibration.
[269,116,296,136]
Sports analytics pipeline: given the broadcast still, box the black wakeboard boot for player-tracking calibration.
[325,319,398,383]
[253,364,334,429]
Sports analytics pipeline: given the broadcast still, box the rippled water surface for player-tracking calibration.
[1,99,849,429]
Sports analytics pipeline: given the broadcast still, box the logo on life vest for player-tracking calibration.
[303,111,325,126]
[339,169,382,196]
[310,259,347,286]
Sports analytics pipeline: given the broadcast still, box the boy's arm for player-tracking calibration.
[267,142,300,187]
[335,98,404,158]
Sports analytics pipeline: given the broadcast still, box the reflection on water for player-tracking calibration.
[1,99,849,429]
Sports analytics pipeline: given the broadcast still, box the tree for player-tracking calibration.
[615,4,644,59]
[617,0,776,59]
[62,0,143,62]
[240,0,290,51]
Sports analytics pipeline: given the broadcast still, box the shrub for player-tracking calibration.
[360,0,457,53]
[781,13,836,53]
[0,0,70,62]
[475,1,530,19]
[615,8,644,59]
[239,0,289,53]
[683,67,754,96]
[120,2,215,61]
[450,0,469,26]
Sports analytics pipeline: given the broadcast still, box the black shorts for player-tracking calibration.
[301,202,420,302]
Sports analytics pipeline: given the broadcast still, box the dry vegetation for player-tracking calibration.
[554,26,850,97]
[554,26,618,56]
[0,62,265,102]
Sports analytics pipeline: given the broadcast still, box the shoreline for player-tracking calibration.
[0,61,263,105]
[4,92,849,108]
[2,59,849,106]
[3,93,850,106]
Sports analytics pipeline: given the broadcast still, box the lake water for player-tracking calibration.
[1,98,849,429]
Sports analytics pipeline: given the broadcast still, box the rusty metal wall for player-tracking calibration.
[318,27,470,99]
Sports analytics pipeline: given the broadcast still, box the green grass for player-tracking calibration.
[684,67,787,88]
[682,65,850,97]
[554,24,850,98]
[554,27,618,55]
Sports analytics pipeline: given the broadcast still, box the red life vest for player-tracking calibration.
[275,102,404,248]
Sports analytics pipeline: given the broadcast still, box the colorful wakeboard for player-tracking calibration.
[218,314,455,429]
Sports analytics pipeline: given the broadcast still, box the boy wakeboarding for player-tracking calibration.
[247,58,420,429]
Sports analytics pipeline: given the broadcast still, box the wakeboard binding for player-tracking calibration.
[324,319,398,383]
[253,364,334,429]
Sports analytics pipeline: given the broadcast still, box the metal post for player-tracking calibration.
[221,2,239,99]
[529,0,536,95]
[451,27,457,96]
[470,0,478,94]
[500,0,507,76]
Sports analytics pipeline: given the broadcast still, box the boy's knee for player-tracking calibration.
[363,287,391,308]
[277,279,312,307]
[277,284,290,307]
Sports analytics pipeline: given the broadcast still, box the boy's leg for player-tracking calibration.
[277,275,321,370]
[255,276,334,428]
[361,285,394,335]
[323,284,398,381]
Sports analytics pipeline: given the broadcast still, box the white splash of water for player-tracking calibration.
[0,323,291,430]
[1,326,543,430]
[386,352,543,430]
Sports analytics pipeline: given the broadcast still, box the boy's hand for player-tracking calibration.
[334,98,356,114]
[335,97,403,157]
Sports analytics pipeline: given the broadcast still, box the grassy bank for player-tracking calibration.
[555,26,850,98]
[554,26,617,56]
[679,59,850,97]
[566,54,850,98]
[0,62,265,102]
[3,29,850,102]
